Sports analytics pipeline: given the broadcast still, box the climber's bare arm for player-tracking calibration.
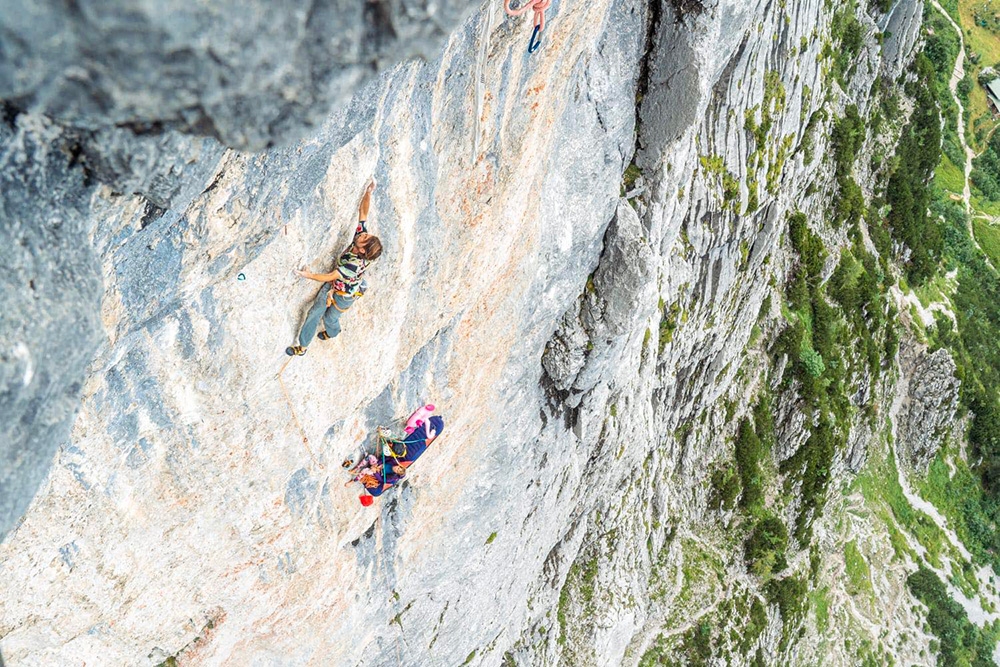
[358,178,375,222]
[294,268,343,282]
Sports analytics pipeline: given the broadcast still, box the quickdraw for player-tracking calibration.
[504,0,551,53]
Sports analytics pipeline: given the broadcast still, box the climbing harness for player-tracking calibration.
[328,288,360,313]
[504,0,551,53]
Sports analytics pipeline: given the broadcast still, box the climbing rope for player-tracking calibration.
[504,0,551,53]
[473,0,499,161]
[376,429,430,459]
[377,430,407,468]
[276,361,324,470]
[380,436,388,489]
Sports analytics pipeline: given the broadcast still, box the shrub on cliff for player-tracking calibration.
[885,53,943,284]
[799,345,826,378]
[907,567,997,665]
[745,515,789,579]
[735,417,766,512]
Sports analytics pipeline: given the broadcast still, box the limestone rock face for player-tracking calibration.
[1,0,648,662]
[0,0,468,543]
[0,0,479,150]
[0,0,938,665]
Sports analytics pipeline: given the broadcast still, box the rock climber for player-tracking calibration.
[286,178,383,356]
[348,415,445,504]
[343,446,410,492]
[344,454,385,490]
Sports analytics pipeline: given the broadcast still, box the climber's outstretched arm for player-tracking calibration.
[358,178,375,223]
[295,268,343,282]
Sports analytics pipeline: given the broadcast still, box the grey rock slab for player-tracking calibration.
[897,339,961,472]
[880,0,925,81]
[0,0,479,150]
[0,114,103,541]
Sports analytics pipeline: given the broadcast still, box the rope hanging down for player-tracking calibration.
[504,0,551,53]
[276,359,324,470]
[473,0,498,161]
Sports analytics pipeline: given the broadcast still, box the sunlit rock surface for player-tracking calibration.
[0,0,474,546]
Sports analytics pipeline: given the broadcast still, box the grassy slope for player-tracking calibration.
[956,0,1000,150]
[973,217,1000,264]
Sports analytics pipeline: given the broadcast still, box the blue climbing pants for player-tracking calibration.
[297,283,356,347]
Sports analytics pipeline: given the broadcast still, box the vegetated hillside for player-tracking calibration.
[2,0,999,665]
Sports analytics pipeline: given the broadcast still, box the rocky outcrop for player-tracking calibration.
[542,200,657,409]
[896,338,961,471]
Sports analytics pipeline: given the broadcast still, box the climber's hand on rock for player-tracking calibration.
[364,178,375,195]
[294,268,308,278]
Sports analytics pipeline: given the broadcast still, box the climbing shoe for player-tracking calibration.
[341,458,354,469]
[285,345,307,357]
[318,331,331,341]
